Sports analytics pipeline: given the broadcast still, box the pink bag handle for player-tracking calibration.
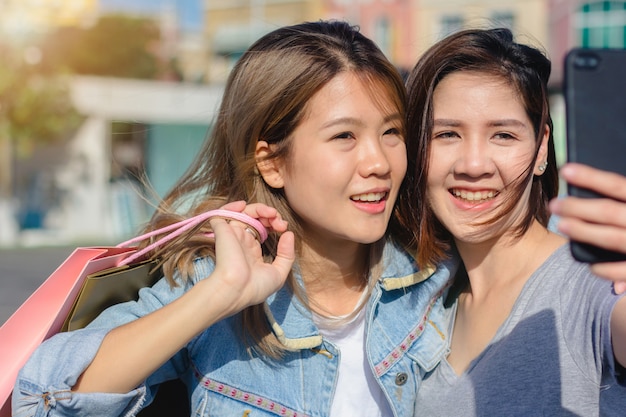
[116,209,268,266]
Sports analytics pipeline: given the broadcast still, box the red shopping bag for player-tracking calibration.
[0,209,267,416]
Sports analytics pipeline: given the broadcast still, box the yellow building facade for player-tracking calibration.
[203,0,325,83]
[413,0,549,59]
[0,0,98,37]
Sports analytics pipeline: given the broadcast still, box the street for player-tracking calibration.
[0,246,75,326]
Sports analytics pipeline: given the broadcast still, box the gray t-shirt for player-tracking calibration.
[415,244,626,416]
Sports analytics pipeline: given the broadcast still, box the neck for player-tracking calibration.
[299,238,370,316]
[454,220,566,300]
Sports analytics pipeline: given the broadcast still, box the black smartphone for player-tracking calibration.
[564,48,626,263]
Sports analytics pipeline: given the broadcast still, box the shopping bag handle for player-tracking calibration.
[116,209,268,266]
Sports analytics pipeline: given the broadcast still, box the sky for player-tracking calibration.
[99,0,203,32]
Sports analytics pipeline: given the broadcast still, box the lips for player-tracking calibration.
[350,191,387,203]
[450,188,498,204]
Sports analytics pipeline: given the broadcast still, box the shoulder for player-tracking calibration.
[536,244,595,287]
[532,244,616,313]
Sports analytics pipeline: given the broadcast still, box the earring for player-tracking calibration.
[538,161,548,172]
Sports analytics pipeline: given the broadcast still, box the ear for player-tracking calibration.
[255,140,285,188]
[534,124,550,176]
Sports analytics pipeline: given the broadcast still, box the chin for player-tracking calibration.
[359,232,387,244]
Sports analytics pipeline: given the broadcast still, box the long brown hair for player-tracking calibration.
[396,28,558,268]
[139,20,406,357]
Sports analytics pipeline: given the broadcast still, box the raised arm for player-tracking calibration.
[74,213,294,394]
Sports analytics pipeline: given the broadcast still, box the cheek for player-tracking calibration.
[426,148,449,185]
[286,147,330,180]
[392,145,408,179]
[425,177,444,207]
[499,149,536,181]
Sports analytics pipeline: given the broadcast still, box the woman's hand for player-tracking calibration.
[219,200,289,234]
[73,205,294,394]
[206,211,295,316]
[549,163,626,291]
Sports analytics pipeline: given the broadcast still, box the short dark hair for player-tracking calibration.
[397,28,558,267]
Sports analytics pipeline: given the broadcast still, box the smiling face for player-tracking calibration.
[258,71,406,248]
[427,71,548,245]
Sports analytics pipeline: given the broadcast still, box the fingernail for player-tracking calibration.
[560,163,576,178]
[614,282,626,295]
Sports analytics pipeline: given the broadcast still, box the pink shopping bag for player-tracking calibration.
[0,246,136,417]
[0,209,267,416]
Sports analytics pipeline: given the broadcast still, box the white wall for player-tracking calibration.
[29,76,224,245]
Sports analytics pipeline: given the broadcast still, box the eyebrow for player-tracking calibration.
[322,113,402,129]
[488,119,527,129]
[433,118,528,128]
[433,119,461,127]
[322,117,365,129]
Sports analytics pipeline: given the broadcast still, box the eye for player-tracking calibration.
[332,131,355,140]
[382,126,404,145]
[433,130,459,140]
[493,132,517,141]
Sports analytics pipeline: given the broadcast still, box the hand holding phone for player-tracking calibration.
[564,48,626,263]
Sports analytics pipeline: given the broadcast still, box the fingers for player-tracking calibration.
[550,196,626,253]
[209,216,259,246]
[613,281,626,295]
[272,231,296,277]
[219,200,247,212]
[209,217,263,267]
[560,163,626,202]
[242,203,289,233]
[549,164,626,255]
[216,201,288,233]
[589,261,626,291]
[550,196,626,228]
[208,213,293,310]
[565,221,626,254]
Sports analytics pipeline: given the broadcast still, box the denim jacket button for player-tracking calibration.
[395,372,408,386]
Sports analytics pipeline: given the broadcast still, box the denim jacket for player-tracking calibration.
[13,240,457,417]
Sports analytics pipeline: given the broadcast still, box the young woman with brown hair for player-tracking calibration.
[13,21,454,417]
[398,27,626,415]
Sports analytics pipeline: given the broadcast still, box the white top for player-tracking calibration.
[314,296,393,417]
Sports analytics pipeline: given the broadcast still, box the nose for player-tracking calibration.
[454,139,495,178]
[359,137,392,177]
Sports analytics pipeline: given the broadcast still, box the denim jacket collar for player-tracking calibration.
[263,239,455,353]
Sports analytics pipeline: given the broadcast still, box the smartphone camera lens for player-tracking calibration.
[573,52,601,70]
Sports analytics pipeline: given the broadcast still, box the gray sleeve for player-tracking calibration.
[557,258,625,382]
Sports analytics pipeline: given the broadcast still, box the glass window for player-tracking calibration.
[491,11,515,30]
[374,16,391,57]
[577,1,626,48]
[440,14,464,38]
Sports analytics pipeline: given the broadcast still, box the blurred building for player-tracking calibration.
[0,0,98,38]
[45,76,221,243]
[5,0,626,246]
[546,0,626,168]
[203,0,324,83]
[98,0,208,83]
[203,0,420,81]
[324,0,415,71]
[548,0,626,84]
[413,0,549,56]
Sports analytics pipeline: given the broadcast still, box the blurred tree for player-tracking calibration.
[40,14,179,80]
[0,44,81,199]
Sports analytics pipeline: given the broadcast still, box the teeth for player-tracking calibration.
[452,189,496,203]
[351,192,386,202]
